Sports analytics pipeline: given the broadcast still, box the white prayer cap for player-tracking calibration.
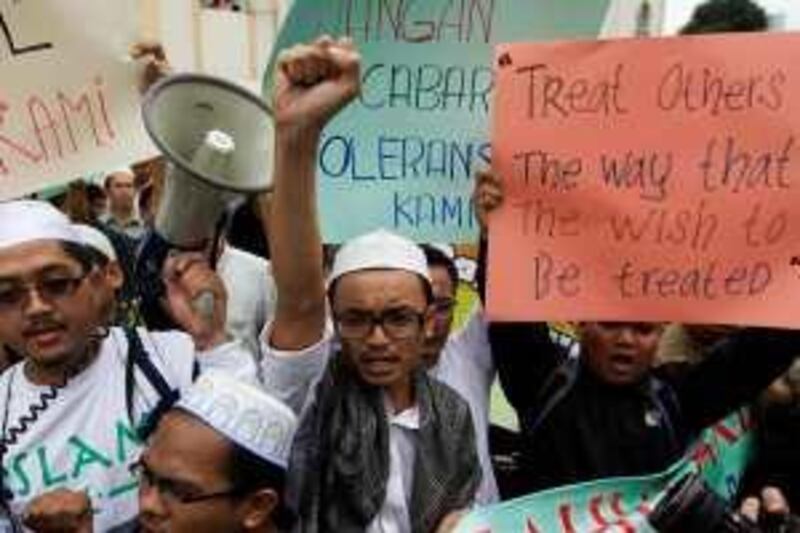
[176,371,298,469]
[73,224,117,262]
[0,200,84,251]
[328,228,432,289]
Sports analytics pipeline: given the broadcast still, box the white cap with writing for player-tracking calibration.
[176,371,298,469]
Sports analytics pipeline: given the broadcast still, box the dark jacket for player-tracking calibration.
[491,321,800,495]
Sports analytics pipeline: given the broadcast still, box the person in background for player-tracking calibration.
[473,169,800,495]
[0,200,257,531]
[86,183,108,223]
[420,244,498,505]
[60,181,95,226]
[73,224,134,327]
[101,168,146,242]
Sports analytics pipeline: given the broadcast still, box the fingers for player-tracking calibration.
[473,168,504,234]
[435,510,465,533]
[475,169,504,207]
[130,41,167,61]
[279,43,334,87]
[163,253,223,299]
[163,252,207,283]
[24,489,92,532]
[277,35,360,89]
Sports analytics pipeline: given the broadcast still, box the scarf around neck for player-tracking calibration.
[287,353,481,533]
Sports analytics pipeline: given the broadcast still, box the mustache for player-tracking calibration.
[22,315,66,335]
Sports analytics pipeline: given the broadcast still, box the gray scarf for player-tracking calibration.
[287,354,481,533]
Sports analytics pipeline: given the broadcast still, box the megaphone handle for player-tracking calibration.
[193,290,216,322]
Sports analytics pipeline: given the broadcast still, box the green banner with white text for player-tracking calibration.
[455,408,755,532]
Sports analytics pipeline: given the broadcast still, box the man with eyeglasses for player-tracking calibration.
[0,200,256,531]
[259,36,480,532]
[419,245,498,506]
[133,370,296,533]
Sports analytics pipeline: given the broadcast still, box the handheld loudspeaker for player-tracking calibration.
[136,73,274,329]
[143,73,274,248]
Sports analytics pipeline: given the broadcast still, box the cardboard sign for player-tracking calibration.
[265,0,614,243]
[488,32,800,327]
[0,0,154,200]
[455,409,755,532]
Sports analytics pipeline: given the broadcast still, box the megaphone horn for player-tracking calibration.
[136,73,274,328]
[142,73,274,250]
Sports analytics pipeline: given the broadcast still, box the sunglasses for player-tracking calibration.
[0,274,86,311]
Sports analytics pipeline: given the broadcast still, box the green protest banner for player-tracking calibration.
[264,0,613,243]
[455,408,755,532]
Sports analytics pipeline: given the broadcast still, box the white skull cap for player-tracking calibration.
[0,200,84,251]
[176,371,298,469]
[73,224,117,262]
[328,228,431,289]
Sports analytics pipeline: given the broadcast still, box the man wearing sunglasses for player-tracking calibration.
[260,37,480,532]
[0,200,257,531]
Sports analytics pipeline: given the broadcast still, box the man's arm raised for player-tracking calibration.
[267,37,360,350]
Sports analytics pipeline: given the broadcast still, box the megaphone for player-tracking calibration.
[134,73,274,329]
[145,73,274,247]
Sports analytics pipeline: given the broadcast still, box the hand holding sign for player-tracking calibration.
[473,169,504,237]
[131,41,171,95]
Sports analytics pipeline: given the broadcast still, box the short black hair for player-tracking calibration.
[226,441,295,529]
[680,0,768,34]
[59,241,95,273]
[420,244,458,291]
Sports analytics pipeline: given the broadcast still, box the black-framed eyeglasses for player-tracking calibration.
[334,307,425,340]
[0,274,86,311]
[130,460,242,506]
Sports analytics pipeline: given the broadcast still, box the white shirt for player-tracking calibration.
[428,307,498,505]
[260,324,417,533]
[217,245,276,365]
[0,327,257,531]
[369,403,418,533]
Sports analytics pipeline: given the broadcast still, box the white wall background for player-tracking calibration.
[139,0,288,94]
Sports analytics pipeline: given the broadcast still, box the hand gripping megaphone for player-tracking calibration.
[134,73,274,329]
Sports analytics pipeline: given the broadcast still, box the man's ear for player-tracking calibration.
[106,262,125,291]
[241,488,279,530]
